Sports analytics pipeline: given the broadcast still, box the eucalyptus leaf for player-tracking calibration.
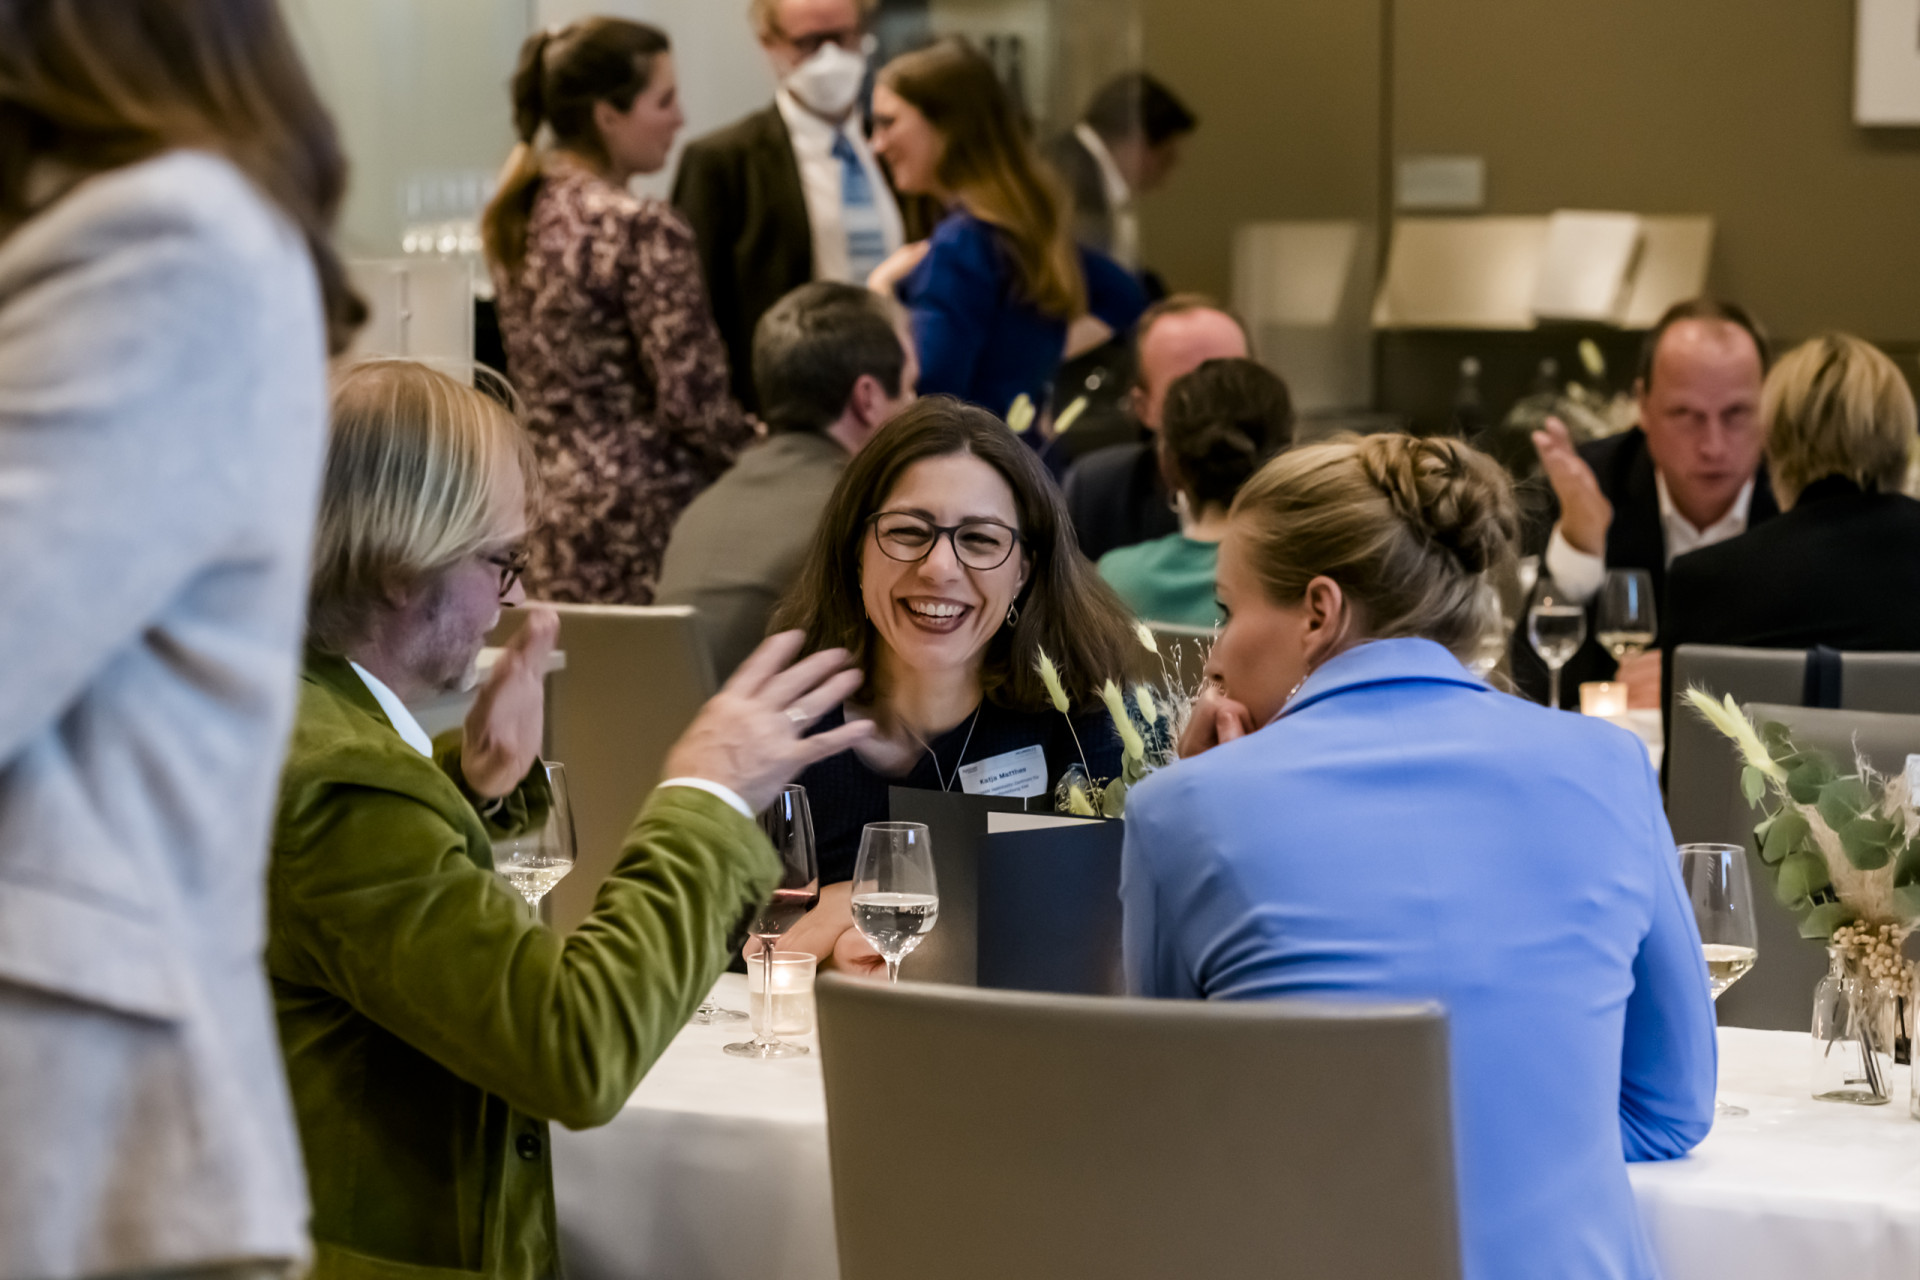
[1786,756,1837,805]
[1775,851,1830,906]
[1100,777,1128,819]
[1760,809,1811,866]
[1740,766,1766,806]
[1839,815,1900,870]
[1817,776,1872,831]
[1895,839,1920,887]
[1894,882,1920,920]
[1798,902,1854,940]
[1761,720,1793,758]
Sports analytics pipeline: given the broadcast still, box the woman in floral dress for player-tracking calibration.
[484,18,752,604]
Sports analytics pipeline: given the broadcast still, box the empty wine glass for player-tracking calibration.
[1596,569,1657,666]
[726,785,821,1059]
[851,822,939,985]
[496,762,574,911]
[1679,843,1759,1117]
[1527,574,1587,710]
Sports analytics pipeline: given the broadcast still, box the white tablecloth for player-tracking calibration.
[553,974,1920,1280]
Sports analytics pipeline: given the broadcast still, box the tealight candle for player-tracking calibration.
[749,950,817,1039]
[1580,681,1629,718]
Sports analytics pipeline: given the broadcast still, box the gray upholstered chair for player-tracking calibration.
[816,976,1460,1280]
[1667,645,1920,1028]
[492,604,716,932]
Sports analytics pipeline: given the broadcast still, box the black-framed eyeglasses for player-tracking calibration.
[482,547,530,597]
[774,25,873,57]
[868,511,1022,571]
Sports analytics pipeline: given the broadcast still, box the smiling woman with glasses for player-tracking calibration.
[766,395,1146,972]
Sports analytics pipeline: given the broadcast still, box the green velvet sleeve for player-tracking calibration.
[431,731,552,845]
[273,784,779,1130]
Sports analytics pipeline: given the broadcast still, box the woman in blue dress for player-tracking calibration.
[1121,435,1717,1280]
[865,38,1145,423]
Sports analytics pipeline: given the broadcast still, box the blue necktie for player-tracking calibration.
[833,132,889,283]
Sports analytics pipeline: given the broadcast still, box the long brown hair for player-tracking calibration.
[879,38,1086,319]
[771,396,1146,710]
[482,18,669,275]
[0,0,363,354]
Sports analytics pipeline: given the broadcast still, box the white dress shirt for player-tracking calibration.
[1545,472,1756,604]
[776,89,904,285]
[1075,122,1139,270]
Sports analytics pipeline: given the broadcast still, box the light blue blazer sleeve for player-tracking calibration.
[1120,767,1199,1000]
[1619,752,1718,1160]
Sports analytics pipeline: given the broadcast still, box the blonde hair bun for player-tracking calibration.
[1355,435,1517,576]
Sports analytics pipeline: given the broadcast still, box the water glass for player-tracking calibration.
[1527,575,1587,710]
[496,761,575,911]
[851,822,940,985]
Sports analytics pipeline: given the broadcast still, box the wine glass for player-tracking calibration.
[1527,574,1587,710]
[496,762,574,911]
[1679,843,1759,1117]
[851,822,939,985]
[725,785,821,1059]
[1596,569,1657,666]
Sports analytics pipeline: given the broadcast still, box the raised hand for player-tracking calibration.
[1531,416,1613,556]
[462,606,559,799]
[661,631,875,814]
[1177,679,1256,759]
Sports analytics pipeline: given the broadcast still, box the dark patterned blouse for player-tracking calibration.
[493,158,754,604]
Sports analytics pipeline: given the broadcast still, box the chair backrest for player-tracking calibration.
[1147,622,1215,696]
[1668,645,1920,1028]
[816,976,1460,1280]
[498,604,716,932]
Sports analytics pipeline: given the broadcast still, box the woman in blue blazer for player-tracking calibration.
[866,38,1145,421]
[1121,435,1716,1280]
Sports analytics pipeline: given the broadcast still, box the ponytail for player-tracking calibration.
[482,19,668,275]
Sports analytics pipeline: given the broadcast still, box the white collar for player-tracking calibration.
[776,88,858,150]
[1654,470,1754,542]
[350,661,435,758]
[1075,123,1133,210]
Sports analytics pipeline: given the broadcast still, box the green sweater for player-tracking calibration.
[268,651,779,1280]
[1097,534,1222,630]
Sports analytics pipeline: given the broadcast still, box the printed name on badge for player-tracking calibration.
[957,744,1049,799]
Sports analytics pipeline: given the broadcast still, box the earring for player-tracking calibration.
[1005,602,1020,627]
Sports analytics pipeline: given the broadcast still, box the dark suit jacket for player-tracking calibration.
[1512,426,1781,705]
[672,106,812,412]
[1064,438,1179,563]
[1665,477,1920,657]
[1042,130,1115,258]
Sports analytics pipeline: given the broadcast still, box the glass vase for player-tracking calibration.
[1811,947,1895,1105]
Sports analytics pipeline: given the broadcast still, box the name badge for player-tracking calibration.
[958,744,1049,799]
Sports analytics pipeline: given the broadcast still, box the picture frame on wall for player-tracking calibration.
[1856,0,1920,125]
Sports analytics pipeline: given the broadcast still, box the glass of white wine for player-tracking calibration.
[851,822,939,985]
[496,762,574,911]
[1527,574,1587,710]
[1596,569,1658,666]
[1679,842,1759,1117]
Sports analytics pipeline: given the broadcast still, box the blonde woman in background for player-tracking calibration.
[484,18,753,605]
[1123,435,1715,1280]
[1664,333,1920,660]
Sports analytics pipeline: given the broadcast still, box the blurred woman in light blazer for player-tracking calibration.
[1121,435,1716,1280]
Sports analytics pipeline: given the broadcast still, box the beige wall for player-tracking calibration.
[1144,0,1920,344]
[1138,0,1383,305]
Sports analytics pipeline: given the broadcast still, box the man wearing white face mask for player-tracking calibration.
[674,0,904,413]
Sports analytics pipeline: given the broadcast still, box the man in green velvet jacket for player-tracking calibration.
[269,360,871,1280]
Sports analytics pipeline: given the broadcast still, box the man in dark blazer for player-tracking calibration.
[1063,296,1250,562]
[1518,299,1778,706]
[1042,72,1197,274]
[673,0,901,412]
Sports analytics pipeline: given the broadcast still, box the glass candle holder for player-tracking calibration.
[746,951,816,1041]
[1580,681,1629,718]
